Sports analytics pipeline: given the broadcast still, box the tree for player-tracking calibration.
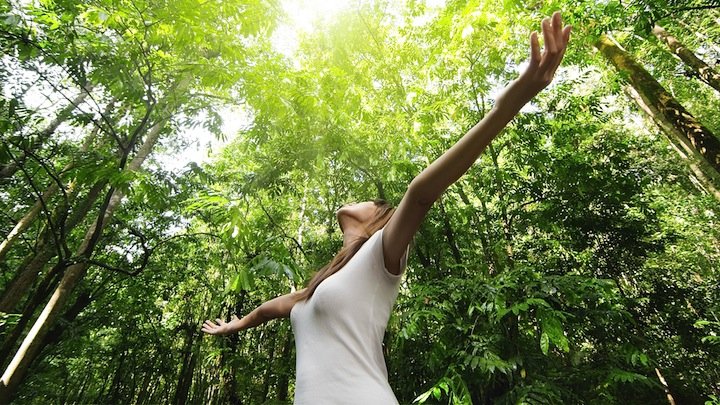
[596,34,720,189]
[652,24,720,93]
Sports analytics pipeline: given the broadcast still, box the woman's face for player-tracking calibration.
[336,201,377,231]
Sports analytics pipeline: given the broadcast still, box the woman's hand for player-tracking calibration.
[201,315,240,336]
[382,12,572,264]
[499,11,572,108]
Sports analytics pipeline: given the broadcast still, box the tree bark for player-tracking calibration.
[174,326,197,405]
[0,124,98,262]
[624,85,720,200]
[0,180,106,313]
[275,328,293,402]
[0,118,166,402]
[596,33,720,179]
[652,24,720,93]
[0,261,63,369]
[655,367,677,405]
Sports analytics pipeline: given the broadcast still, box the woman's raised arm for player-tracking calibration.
[202,289,305,336]
[382,12,571,274]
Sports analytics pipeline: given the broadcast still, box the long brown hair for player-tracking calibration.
[294,199,394,302]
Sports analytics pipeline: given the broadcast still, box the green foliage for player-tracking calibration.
[1,0,719,404]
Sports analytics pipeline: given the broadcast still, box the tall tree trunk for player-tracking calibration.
[135,369,155,405]
[218,295,245,404]
[0,180,106,313]
[275,329,293,402]
[0,118,101,262]
[0,123,107,313]
[487,143,515,269]
[74,367,93,405]
[0,118,167,402]
[596,34,720,181]
[105,348,128,402]
[0,186,56,263]
[655,367,678,405]
[174,326,198,405]
[39,290,93,349]
[653,24,720,93]
[0,86,93,181]
[624,85,720,199]
[0,261,63,369]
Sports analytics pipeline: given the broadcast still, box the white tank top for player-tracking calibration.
[290,228,404,404]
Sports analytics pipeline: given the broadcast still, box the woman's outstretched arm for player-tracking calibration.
[383,12,571,274]
[202,289,305,336]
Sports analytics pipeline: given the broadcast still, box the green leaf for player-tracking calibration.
[540,331,549,355]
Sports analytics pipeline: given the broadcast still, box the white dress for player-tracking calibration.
[290,228,404,404]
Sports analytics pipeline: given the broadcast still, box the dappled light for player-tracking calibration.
[1,0,719,404]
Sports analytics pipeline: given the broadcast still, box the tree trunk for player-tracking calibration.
[219,295,245,404]
[624,85,720,200]
[174,326,197,405]
[0,180,106,313]
[0,186,56,263]
[275,329,293,402]
[0,86,93,181]
[135,369,154,405]
[0,122,99,262]
[652,24,720,93]
[655,367,677,405]
[39,290,93,349]
[596,33,720,180]
[487,143,515,269]
[0,261,63,369]
[105,348,128,402]
[70,365,93,405]
[0,119,166,402]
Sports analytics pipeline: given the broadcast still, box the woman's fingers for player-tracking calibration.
[202,319,223,334]
[529,31,541,69]
[542,17,556,56]
[201,322,215,333]
[538,13,570,75]
[552,11,562,42]
[563,24,572,45]
[551,25,572,71]
[520,12,571,91]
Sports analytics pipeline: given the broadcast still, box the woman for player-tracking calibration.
[202,12,571,404]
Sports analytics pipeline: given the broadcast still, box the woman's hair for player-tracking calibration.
[294,199,394,303]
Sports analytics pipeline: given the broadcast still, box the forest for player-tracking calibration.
[1,0,719,403]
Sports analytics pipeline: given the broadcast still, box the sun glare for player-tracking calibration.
[272,0,354,57]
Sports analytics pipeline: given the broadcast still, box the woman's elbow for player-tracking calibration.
[257,302,273,322]
[408,176,439,207]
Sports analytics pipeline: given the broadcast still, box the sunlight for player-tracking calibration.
[272,0,355,57]
[285,0,354,32]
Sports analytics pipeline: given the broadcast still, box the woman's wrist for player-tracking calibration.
[221,315,244,335]
[495,76,542,112]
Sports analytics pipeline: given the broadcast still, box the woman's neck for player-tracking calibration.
[341,222,367,248]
